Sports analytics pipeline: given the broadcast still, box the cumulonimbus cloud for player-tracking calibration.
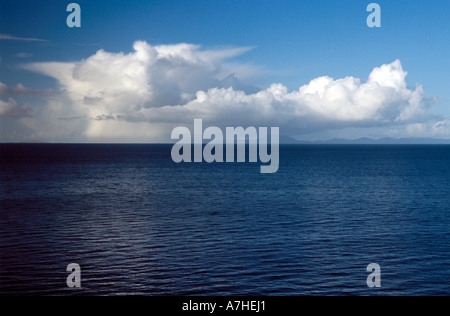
[5,40,438,142]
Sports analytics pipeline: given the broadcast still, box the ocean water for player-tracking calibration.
[0,144,449,296]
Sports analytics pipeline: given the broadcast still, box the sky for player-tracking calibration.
[0,0,449,142]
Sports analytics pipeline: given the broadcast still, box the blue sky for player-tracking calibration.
[0,0,449,142]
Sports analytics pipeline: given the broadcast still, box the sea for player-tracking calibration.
[0,144,449,295]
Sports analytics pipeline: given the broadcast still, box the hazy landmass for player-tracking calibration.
[284,137,450,145]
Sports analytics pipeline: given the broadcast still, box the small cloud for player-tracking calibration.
[432,119,450,137]
[93,114,115,121]
[0,98,33,119]
[16,52,33,58]
[0,34,47,42]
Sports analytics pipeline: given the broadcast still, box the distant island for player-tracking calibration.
[18,141,48,144]
[280,136,450,145]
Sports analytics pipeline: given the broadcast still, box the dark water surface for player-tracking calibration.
[1,144,449,295]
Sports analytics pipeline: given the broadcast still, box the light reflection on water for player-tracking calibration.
[1,144,450,295]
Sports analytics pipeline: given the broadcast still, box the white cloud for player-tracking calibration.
[6,40,439,142]
[127,59,428,128]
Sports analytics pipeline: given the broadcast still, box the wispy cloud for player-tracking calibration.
[0,34,47,42]
[0,83,54,96]
[16,52,33,58]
